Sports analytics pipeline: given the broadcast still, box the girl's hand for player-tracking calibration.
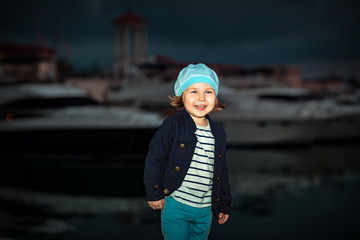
[148,199,165,210]
[218,213,229,224]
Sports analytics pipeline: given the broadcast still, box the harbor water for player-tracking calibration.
[0,141,360,240]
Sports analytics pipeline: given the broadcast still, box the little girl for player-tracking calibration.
[143,63,232,239]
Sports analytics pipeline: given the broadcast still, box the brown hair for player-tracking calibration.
[168,95,225,111]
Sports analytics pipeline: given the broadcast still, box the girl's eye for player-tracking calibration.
[206,91,213,94]
[191,91,198,94]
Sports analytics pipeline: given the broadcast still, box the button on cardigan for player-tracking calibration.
[143,109,233,217]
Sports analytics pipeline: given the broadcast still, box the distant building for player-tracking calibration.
[111,11,302,88]
[113,10,148,80]
[138,55,302,88]
[302,75,343,93]
[0,43,57,83]
[209,64,302,88]
[112,11,352,94]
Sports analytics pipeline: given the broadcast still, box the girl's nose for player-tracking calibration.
[198,93,205,101]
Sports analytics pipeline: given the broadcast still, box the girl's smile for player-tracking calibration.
[194,104,207,110]
[182,82,216,126]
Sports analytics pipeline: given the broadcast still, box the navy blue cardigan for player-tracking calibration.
[143,109,233,216]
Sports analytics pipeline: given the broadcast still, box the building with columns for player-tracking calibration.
[111,11,343,93]
[0,43,57,83]
[113,10,148,80]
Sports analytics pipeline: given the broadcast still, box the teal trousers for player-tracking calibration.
[161,196,213,240]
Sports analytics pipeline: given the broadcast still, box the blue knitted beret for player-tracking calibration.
[174,63,219,96]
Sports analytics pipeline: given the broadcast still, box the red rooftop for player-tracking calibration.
[113,10,147,24]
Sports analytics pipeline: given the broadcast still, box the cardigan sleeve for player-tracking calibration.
[217,127,233,215]
[143,117,177,201]
[219,148,233,214]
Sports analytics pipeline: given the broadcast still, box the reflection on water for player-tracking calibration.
[0,142,360,240]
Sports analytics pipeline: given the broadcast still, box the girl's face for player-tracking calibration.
[182,82,216,125]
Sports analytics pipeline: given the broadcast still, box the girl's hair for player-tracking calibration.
[168,95,225,111]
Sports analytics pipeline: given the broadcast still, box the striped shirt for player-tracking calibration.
[171,123,215,208]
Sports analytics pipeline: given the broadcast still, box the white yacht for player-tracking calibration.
[212,86,329,145]
[108,82,176,116]
[108,83,360,146]
[315,94,360,140]
[0,84,164,155]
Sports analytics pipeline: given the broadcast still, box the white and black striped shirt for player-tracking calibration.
[171,123,215,208]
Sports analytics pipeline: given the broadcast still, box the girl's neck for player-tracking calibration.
[193,117,208,127]
[185,109,208,126]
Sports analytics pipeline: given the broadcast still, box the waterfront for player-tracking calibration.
[0,141,360,240]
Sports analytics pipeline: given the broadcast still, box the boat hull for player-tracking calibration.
[0,128,157,155]
[223,120,318,146]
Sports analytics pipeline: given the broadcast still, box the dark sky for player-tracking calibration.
[1,0,360,77]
